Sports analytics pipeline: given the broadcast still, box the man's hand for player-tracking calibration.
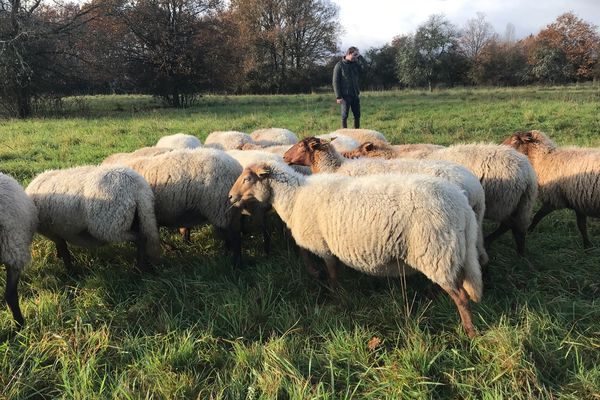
[336,98,345,104]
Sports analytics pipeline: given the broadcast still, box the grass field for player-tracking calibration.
[0,86,599,399]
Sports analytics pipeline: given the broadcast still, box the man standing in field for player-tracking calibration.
[333,46,365,129]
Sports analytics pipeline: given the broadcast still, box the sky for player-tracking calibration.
[331,0,600,52]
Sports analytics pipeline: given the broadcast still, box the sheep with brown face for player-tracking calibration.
[342,141,445,159]
[342,140,538,256]
[229,161,483,338]
[502,130,600,248]
[284,137,488,266]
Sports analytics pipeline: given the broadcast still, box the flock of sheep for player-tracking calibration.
[1,127,599,339]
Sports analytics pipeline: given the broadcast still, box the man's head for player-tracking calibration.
[344,46,360,62]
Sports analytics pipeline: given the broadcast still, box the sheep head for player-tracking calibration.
[502,130,555,156]
[341,141,375,159]
[229,164,273,208]
[283,137,324,166]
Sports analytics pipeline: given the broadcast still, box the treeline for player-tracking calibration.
[1,0,599,118]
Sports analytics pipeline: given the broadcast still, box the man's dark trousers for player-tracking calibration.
[341,95,360,128]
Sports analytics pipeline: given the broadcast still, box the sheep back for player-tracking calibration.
[204,131,254,150]
[156,133,202,149]
[333,128,388,144]
[250,128,298,146]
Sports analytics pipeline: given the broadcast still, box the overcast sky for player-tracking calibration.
[331,0,600,52]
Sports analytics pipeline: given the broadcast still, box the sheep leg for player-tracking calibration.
[299,248,324,280]
[511,228,526,256]
[441,285,476,338]
[484,223,510,247]
[179,227,191,243]
[4,266,24,329]
[528,203,555,232]
[575,211,593,249]
[261,211,271,255]
[54,238,74,273]
[323,255,339,289]
[135,236,154,273]
[226,226,243,269]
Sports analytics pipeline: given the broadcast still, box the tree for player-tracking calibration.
[459,13,496,84]
[460,12,495,60]
[228,0,340,93]
[530,12,599,82]
[471,38,529,86]
[396,14,467,90]
[107,0,223,107]
[0,0,100,117]
[362,44,399,90]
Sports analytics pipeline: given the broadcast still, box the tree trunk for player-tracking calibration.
[172,85,180,108]
[17,87,31,119]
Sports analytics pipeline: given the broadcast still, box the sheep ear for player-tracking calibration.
[329,137,337,142]
[255,165,272,179]
[521,131,535,142]
[307,138,321,150]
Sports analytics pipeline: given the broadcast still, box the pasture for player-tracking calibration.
[1,86,599,398]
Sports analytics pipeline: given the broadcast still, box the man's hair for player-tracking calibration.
[346,46,358,55]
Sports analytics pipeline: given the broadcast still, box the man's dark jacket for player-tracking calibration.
[332,58,363,99]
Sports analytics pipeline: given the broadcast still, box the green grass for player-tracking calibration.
[1,85,600,399]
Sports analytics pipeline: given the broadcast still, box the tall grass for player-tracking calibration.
[1,86,599,399]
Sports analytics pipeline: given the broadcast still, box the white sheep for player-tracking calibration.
[101,146,173,166]
[333,128,388,144]
[204,130,254,150]
[116,148,244,267]
[250,128,298,146]
[316,133,360,153]
[229,161,483,338]
[26,165,161,272]
[347,141,538,255]
[0,173,38,328]
[503,130,600,248]
[155,133,202,149]
[283,137,488,266]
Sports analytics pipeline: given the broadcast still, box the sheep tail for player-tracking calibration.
[461,210,483,302]
[135,185,162,263]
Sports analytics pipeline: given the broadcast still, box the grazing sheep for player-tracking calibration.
[316,133,360,153]
[26,165,161,272]
[503,130,600,248]
[204,131,254,150]
[333,128,388,144]
[343,141,445,159]
[156,133,202,149]
[250,128,298,146]
[116,148,244,268]
[227,149,287,255]
[1,173,37,328]
[284,137,488,266]
[101,147,173,166]
[229,161,483,337]
[345,141,538,255]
